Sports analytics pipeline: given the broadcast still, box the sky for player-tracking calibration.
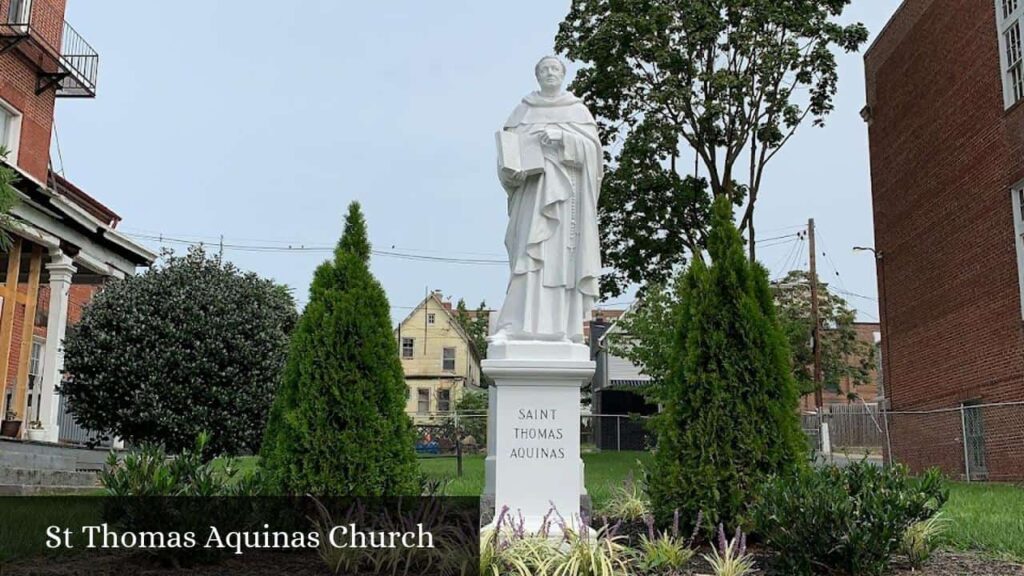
[55,0,904,325]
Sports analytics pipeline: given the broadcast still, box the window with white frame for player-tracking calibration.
[997,0,1024,107]
[442,347,456,371]
[437,389,451,413]
[0,100,22,163]
[417,388,430,414]
[427,313,436,325]
[27,339,43,421]
[401,337,415,359]
[1012,186,1024,318]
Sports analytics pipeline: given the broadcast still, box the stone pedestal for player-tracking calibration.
[482,340,593,532]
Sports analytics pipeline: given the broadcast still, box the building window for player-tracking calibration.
[27,340,43,421]
[7,0,31,24]
[417,388,430,414]
[401,337,414,359]
[438,389,451,413]
[962,400,988,480]
[997,0,1024,107]
[1012,188,1024,319]
[427,313,436,325]
[0,99,22,164]
[442,347,456,371]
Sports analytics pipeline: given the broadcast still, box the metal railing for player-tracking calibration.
[0,0,98,97]
[56,392,112,447]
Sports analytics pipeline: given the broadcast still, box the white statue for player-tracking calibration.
[490,56,603,344]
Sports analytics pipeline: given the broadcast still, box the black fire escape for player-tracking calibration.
[0,0,98,97]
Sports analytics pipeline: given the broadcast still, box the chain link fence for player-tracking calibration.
[801,401,1024,481]
[407,410,653,456]
[884,401,1024,482]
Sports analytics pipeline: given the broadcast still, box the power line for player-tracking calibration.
[122,232,509,266]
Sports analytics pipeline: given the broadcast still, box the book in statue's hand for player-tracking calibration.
[496,130,545,182]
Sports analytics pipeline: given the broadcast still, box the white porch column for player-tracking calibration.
[38,252,75,443]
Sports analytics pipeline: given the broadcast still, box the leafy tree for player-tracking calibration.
[260,202,420,496]
[454,298,490,360]
[0,146,21,250]
[645,197,804,530]
[62,246,297,455]
[772,270,874,401]
[555,0,869,294]
[605,280,682,394]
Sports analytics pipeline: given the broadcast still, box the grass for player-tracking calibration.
[419,451,651,510]
[941,482,1024,561]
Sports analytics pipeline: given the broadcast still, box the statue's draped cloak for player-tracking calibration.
[495,91,602,342]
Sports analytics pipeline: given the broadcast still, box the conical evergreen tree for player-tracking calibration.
[646,196,805,529]
[261,202,419,495]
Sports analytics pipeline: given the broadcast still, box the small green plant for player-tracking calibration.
[100,432,247,496]
[309,497,363,575]
[480,507,560,576]
[637,510,698,574]
[901,512,947,568]
[601,472,650,522]
[752,462,947,575]
[551,523,633,576]
[702,524,755,576]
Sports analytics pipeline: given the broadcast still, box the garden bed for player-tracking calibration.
[7,548,1021,576]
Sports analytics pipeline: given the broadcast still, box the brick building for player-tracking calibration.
[798,322,882,411]
[0,0,154,442]
[865,0,1024,480]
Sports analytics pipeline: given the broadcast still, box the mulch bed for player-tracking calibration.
[658,548,1022,575]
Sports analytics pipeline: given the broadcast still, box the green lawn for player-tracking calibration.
[942,482,1024,561]
[419,451,651,510]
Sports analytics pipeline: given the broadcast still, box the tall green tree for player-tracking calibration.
[0,147,21,250]
[62,246,297,455]
[646,197,804,530]
[261,202,420,496]
[555,0,868,294]
[453,298,490,360]
[772,270,874,401]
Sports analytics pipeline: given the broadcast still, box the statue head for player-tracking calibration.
[534,56,566,94]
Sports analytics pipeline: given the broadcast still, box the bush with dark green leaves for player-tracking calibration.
[260,202,420,496]
[752,463,947,576]
[644,197,805,531]
[62,246,297,456]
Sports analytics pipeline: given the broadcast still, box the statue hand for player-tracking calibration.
[540,128,563,148]
[499,169,526,188]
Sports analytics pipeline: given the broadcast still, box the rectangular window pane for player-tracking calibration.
[427,313,436,325]
[0,107,9,150]
[1006,0,1020,19]
[1011,61,1024,104]
[417,389,430,414]
[1006,21,1022,66]
[402,337,414,358]
[438,390,450,413]
[443,347,456,371]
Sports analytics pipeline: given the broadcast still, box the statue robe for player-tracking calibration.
[494,91,602,343]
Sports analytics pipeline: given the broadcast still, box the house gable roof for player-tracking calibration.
[396,292,481,362]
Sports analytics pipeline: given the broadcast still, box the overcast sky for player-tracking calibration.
[56,1,903,324]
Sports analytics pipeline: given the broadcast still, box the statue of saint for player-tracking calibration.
[490,56,602,344]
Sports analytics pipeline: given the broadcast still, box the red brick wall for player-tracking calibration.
[865,0,1024,479]
[798,322,881,410]
[0,0,69,182]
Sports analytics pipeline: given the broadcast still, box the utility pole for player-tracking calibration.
[809,218,823,410]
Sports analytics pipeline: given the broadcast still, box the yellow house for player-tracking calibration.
[396,292,482,422]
